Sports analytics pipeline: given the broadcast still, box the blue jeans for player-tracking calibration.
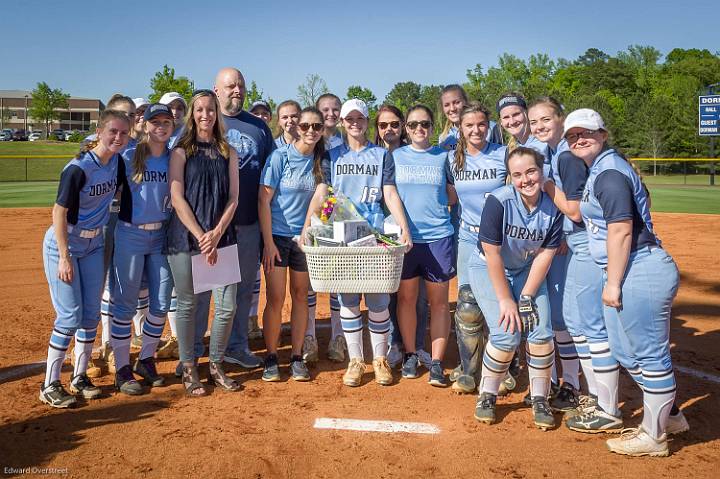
[467,249,552,352]
[43,228,105,335]
[603,247,678,374]
[194,222,261,356]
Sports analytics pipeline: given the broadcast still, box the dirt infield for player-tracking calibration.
[0,208,718,478]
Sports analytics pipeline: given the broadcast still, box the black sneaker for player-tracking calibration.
[115,365,143,396]
[474,392,497,424]
[262,354,281,382]
[401,353,420,379]
[532,396,555,430]
[134,357,164,387]
[70,373,101,399]
[39,381,77,408]
[428,360,448,387]
[550,383,579,412]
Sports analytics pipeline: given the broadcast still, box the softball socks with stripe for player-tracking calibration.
[100,288,112,344]
[555,329,580,389]
[110,313,133,370]
[330,294,342,340]
[133,288,149,336]
[589,340,620,417]
[139,312,166,361]
[368,309,391,358]
[642,369,676,439]
[480,342,515,395]
[167,289,178,337]
[341,305,364,360]
[527,341,555,398]
[45,329,74,387]
[73,327,98,376]
[306,291,317,338]
[573,334,597,396]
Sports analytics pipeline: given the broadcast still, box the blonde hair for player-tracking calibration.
[76,110,130,159]
[107,93,134,111]
[439,85,468,141]
[453,102,490,172]
[175,91,231,160]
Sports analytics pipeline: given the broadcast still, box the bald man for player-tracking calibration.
[188,68,275,371]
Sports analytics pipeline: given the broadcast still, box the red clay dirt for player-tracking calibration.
[0,208,718,478]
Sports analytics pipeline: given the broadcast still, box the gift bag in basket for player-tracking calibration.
[300,244,406,294]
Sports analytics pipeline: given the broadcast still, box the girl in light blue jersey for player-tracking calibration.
[110,104,175,396]
[316,93,344,150]
[438,85,503,150]
[259,107,326,382]
[470,147,562,430]
[274,100,301,149]
[393,105,456,387]
[39,110,130,408]
[565,109,682,457]
[302,99,411,388]
[449,102,508,394]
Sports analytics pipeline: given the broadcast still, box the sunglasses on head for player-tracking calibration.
[407,120,432,130]
[192,89,216,97]
[298,122,324,132]
[378,121,401,129]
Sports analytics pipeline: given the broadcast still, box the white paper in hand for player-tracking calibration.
[191,245,241,294]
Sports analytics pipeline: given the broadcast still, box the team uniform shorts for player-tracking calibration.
[401,235,456,282]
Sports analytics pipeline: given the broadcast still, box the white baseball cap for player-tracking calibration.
[340,98,369,119]
[563,108,606,137]
[159,92,187,109]
[133,97,150,109]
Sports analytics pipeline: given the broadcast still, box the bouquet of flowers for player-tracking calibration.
[320,187,338,223]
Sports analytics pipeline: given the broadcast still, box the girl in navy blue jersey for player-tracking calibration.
[39,110,130,408]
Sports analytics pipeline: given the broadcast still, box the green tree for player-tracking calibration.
[148,65,194,104]
[384,81,422,112]
[244,81,265,110]
[297,74,328,107]
[345,85,377,110]
[29,82,69,136]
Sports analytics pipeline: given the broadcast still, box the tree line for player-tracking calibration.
[29,46,719,158]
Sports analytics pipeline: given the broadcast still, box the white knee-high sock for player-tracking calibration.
[555,330,580,389]
[45,329,73,387]
[133,288,149,336]
[73,327,97,376]
[167,288,178,337]
[100,288,112,344]
[250,269,261,317]
[330,294,342,340]
[480,342,515,395]
[139,313,166,360]
[340,305,363,360]
[572,335,597,396]
[641,369,676,439]
[306,291,317,338]
[527,341,555,398]
[368,309,390,358]
[589,340,620,416]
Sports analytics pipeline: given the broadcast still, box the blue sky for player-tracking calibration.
[2,0,716,104]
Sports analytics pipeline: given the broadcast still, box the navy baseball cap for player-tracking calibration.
[144,103,174,121]
[250,100,271,113]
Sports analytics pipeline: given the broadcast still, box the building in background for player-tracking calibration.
[0,90,104,134]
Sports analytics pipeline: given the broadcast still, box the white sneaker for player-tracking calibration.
[415,348,432,369]
[387,343,403,369]
[606,427,669,457]
[327,335,347,363]
[302,335,319,364]
[666,409,690,436]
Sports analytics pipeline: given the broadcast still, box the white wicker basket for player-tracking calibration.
[300,244,406,294]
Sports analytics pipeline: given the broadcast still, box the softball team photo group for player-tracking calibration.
[39,66,688,459]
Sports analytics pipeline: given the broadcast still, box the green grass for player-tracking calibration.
[0,181,58,207]
[0,158,69,181]
[0,141,80,156]
[643,174,716,186]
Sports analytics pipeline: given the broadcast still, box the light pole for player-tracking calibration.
[24,94,28,133]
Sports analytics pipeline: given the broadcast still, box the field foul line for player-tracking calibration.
[675,365,720,384]
[314,417,440,434]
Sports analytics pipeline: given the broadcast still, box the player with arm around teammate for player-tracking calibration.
[470,146,562,430]
[302,99,412,387]
[39,110,130,408]
[564,109,683,457]
[448,102,508,394]
[110,103,176,395]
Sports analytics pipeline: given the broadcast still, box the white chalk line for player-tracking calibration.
[314,417,440,435]
[675,365,720,384]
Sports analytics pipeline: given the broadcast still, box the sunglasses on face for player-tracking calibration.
[407,120,432,130]
[378,121,401,130]
[298,123,324,132]
[566,129,599,144]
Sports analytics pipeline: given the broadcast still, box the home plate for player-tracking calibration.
[314,418,440,435]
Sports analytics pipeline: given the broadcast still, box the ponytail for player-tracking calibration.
[131,141,151,184]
